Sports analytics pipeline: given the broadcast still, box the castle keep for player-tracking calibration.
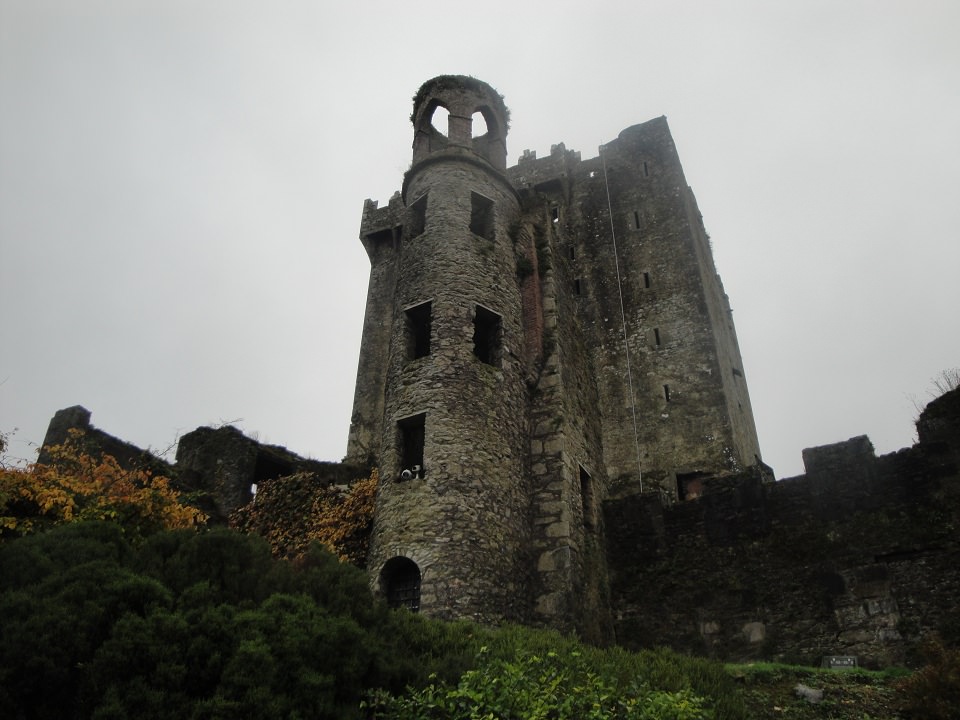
[346,76,762,640]
[38,76,960,664]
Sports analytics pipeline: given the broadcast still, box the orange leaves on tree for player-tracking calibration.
[231,468,378,566]
[310,469,378,565]
[0,430,206,539]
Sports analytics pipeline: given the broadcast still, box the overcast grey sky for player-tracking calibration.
[2,0,958,478]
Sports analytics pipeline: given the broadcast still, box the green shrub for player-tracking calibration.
[367,647,717,720]
[897,635,960,719]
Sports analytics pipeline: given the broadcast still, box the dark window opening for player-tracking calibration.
[653,328,661,346]
[568,246,576,261]
[643,161,649,177]
[633,211,641,229]
[380,557,421,612]
[580,465,595,530]
[365,226,397,246]
[473,305,502,366]
[408,194,427,239]
[254,452,293,485]
[397,413,425,478]
[470,192,495,241]
[644,272,651,288]
[677,471,708,501]
[405,302,431,360]
[251,452,294,502]
[663,384,671,402]
[551,206,560,223]
[574,278,582,295]
[732,367,743,378]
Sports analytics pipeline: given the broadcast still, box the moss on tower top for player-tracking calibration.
[410,75,510,129]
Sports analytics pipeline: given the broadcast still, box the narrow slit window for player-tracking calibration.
[633,211,641,229]
[663,384,671,402]
[568,246,576,261]
[405,302,431,360]
[654,328,661,347]
[574,278,582,295]
[473,305,502,366]
[643,161,649,177]
[551,206,560,223]
[397,413,426,478]
[408,194,427,239]
[644,272,651,288]
[470,192,495,240]
[580,465,595,530]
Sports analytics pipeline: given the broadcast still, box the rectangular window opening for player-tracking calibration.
[677,471,707,502]
[663,384,671,402]
[644,272,651,288]
[551,206,560,223]
[643,161,649,177]
[574,278,582,295]
[473,305,502,366]
[633,211,641,230]
[568,246,576,261]
[580,465,595,530]
[653,328,661,346]
[408,194,427,239]
[405,302,431,360]
[470,191,495,241]
[397,413,426,478]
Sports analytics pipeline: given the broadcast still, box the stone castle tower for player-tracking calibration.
[347,76,761,641]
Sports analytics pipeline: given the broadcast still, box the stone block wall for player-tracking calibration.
[39,405,173,477]
[606,388,960,667]
[176,425,365,524]
[39,407,367,527]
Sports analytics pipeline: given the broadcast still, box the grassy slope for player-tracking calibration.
[731,663,910,720]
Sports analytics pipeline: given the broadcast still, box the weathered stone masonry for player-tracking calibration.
[39,76,956,665]
[606,389,960,667]
[347,76,763,641]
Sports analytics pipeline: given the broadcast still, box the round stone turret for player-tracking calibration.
[410,75,509,170]
[365,77,531,624]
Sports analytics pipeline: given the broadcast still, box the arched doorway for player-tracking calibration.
[380,556,421,612]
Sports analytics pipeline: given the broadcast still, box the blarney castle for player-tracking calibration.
[43,77,960,664]
[347,76,761,642]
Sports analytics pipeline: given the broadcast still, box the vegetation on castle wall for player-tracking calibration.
[0,430,205,540]
[230,468,377,565]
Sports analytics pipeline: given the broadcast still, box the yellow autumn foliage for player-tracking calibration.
[0,430,206,538]
[231,468,378,566]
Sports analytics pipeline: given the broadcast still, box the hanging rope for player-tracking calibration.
[600,143,644,493]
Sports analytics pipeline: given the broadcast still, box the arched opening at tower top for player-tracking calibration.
[430,105,449,136]
[380,556,421,612]
[471,110,488,137]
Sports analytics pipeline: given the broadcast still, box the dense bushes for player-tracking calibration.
[897,636,960,719]
[0,524,394,719]
[367,648,716,719]
[0,522,742,719]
